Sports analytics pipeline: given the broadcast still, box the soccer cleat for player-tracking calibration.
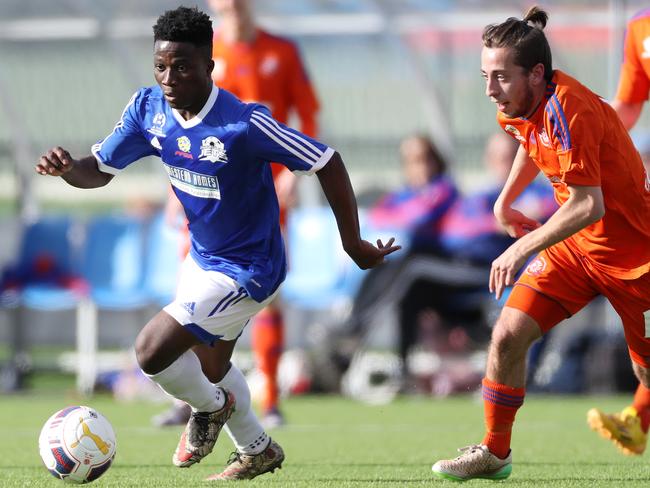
[151,402,192,427]
[172,388,236,467]
[587,406,647,455]
[432,444,512,482]
[205,438,285,480]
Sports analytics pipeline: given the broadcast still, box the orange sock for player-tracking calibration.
[632,383,650,433]
[251,307,284,413]
[481,377,525,459]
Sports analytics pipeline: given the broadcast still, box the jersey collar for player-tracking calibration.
[171,84,219,129]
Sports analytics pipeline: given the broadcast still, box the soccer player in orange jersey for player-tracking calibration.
[432,6,650,481]
[586,8,650,456]
[154,0,320,429]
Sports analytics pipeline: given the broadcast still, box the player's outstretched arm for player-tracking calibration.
[35,147,113,189]
[316,151,401,269]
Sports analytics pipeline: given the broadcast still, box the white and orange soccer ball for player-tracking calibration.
[38,406,116,484]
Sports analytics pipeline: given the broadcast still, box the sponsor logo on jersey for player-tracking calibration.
[163,163,221,200]
[642,36,650,59]
[147,112,167,137]
[505,124,525,142]
[525,256,547,276]
[199,136,228,163]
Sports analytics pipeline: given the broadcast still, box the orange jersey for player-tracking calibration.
[498,70,650,279]
[211,29,319,137]
[616,9,650,104]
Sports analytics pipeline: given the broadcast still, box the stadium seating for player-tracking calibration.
[281,206,366,311]
[142,212,183,307]
[7,215,85,311]
[82,214,152,309]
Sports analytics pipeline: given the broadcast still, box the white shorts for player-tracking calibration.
[163,255,278,344]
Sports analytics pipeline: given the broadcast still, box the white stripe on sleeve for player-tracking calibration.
[251,111,323,161]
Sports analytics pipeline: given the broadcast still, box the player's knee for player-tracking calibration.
[490,310,538,358]
[135,328,162,374]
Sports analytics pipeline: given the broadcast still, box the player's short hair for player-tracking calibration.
[153,6,213,57]
[482,6,553,82]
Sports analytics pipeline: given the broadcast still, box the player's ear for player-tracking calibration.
[529,63,545,86]
[206,58,215,78]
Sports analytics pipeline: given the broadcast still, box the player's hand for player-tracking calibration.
[489,242,529,300]
[35,147,76,176]
[346,237,401,270]
[494,206,541,238]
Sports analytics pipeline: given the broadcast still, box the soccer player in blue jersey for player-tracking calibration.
[35,6,399,481]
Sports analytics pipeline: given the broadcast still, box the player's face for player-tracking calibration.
[153,40,214,115]
[481,46,536,119]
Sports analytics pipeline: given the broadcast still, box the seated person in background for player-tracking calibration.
[396,132,557,387]
[366,134,458,235]
[343,134,459,338]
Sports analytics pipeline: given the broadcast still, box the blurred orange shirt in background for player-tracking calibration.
[212,28,320,228]
[616,10,650,104]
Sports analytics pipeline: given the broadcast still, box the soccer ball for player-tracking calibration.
[38,406,116,483]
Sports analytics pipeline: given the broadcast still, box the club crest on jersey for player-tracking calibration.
[505,125,525,143]
[147,112,167,137]
[199,136,228,163]
[538,128,551,147]
[525,256,547,277]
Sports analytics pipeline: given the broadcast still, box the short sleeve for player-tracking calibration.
[545,94,602,186]
[247,106,333,174]
[615,20,650,103]
[91,90,157,175]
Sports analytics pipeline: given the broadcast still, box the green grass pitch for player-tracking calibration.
[3,389,650,486]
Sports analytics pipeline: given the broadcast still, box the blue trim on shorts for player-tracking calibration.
[184,321,249,346]
[185,323,224,347]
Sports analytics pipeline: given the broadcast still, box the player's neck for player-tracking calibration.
[222,19,256,44]
[175,84,213,121]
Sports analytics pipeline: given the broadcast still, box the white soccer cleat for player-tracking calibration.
[432,444,512,481]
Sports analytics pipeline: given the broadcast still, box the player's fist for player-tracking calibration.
[35,147,75,176]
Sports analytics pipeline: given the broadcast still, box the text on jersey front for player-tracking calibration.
[163,163,221,199]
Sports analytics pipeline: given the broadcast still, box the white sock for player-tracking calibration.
[217,364,269,455]
[144,350,225,413]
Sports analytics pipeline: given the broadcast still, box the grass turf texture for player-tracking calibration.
[2,390,650,486]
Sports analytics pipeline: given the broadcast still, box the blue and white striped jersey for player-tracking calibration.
[92,85,334,301]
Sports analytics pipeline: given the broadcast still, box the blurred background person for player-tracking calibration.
[395,132,556,390]
[588,7,650,456]
[342,134,458,337]
[152,0,320,429]
[610,8,650,130]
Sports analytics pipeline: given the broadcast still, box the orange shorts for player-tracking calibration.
[506,241,650,367]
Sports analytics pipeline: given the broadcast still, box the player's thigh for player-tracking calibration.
[505,243,598,333]
[604,272,650,369]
